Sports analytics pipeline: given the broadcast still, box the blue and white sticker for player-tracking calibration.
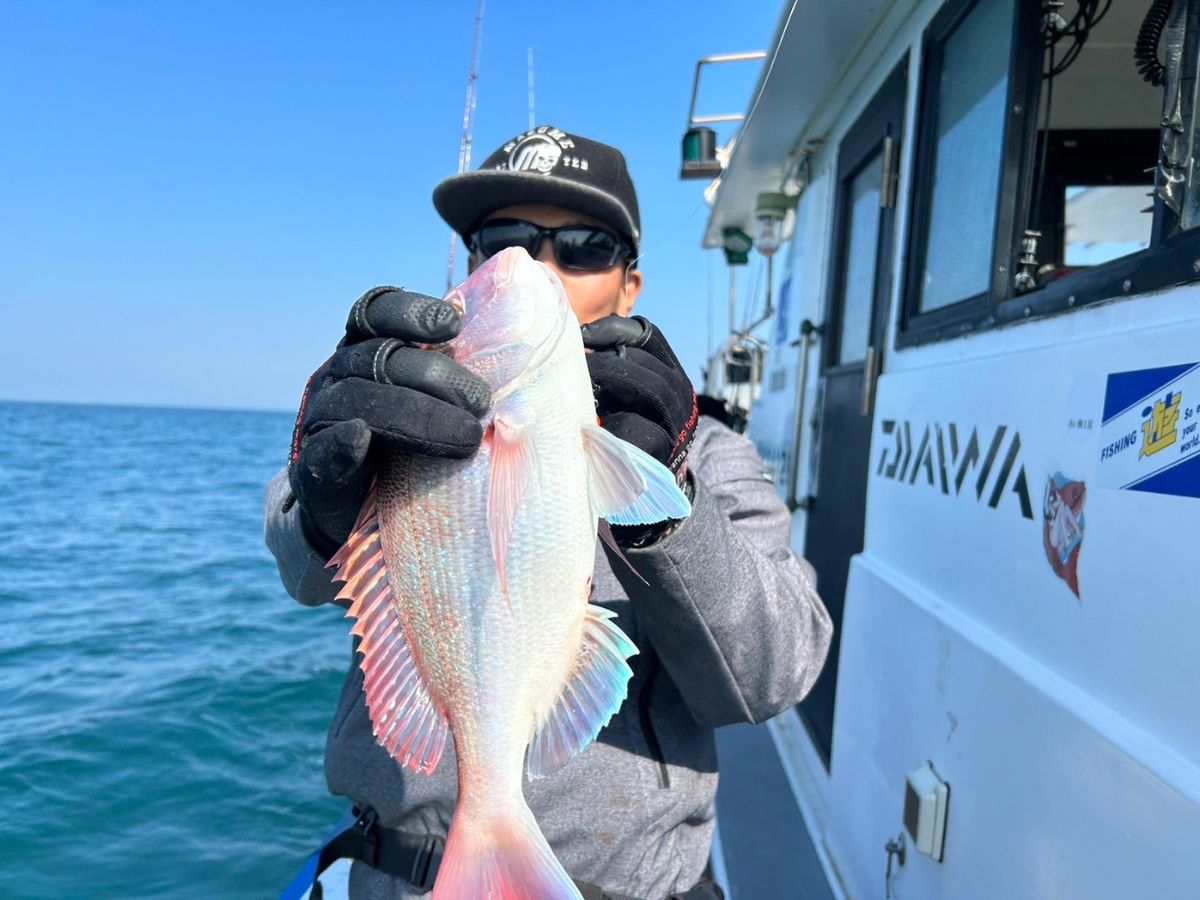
[1096,362,1200,499]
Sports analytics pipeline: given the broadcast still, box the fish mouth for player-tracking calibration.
[444,289,466,318]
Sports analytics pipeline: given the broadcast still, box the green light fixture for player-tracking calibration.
[722,226,753,266]
[680,127,722,180]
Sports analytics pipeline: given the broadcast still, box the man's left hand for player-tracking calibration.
[581,315,698,476]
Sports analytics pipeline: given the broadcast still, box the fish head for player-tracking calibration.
[445,246,572,394]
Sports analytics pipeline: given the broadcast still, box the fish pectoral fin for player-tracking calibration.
[488,414,537,605]
[581,422,691,526]
[598,519,649,586]
[527,604,637,778]
[327,483,449,776]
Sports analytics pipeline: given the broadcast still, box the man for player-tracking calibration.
[266,125,832,900]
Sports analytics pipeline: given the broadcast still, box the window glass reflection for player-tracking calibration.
[838,156,883,365]
[1063,186,1151,266]
[919,0,1014,312]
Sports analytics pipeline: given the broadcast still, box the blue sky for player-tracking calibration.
[0,1,778,411]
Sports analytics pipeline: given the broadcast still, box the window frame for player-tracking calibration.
[899,0,1038,346]
[897,0,1200,348]
[823,63,907,373]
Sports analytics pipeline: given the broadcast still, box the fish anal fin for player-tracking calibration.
[488,414,536,605]
[327,482,448,776]
[582,423,691,527]
[526,603,637,778]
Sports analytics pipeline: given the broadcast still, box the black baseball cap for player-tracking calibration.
[433,125,641,253]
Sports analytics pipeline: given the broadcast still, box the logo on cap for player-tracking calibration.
[497,126,589,175]
[508,134,562,174]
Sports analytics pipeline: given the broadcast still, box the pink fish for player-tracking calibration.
[327,247,691,899]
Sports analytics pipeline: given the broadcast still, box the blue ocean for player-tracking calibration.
[0,401,351,899]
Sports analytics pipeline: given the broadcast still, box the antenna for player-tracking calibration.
[447,0,486,291]
[527,46,536,129]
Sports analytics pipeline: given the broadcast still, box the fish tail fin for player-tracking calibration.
[432,802,582,900]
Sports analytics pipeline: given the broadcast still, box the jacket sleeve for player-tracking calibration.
[605,418,833,727]
[263,469,344,607]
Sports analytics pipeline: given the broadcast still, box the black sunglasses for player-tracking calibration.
[467,219,634,272]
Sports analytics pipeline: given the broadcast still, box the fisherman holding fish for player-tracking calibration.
[266,126,832,900]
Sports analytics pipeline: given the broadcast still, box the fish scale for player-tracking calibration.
[327,247,691,898]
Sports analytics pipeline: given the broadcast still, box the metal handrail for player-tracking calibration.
[686,51,767,128]
[691,114,753,125]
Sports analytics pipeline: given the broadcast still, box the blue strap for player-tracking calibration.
[278,809,358,900]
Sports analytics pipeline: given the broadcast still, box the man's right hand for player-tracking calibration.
[289,286,492,555]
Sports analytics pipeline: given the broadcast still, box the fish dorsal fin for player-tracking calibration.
[526,603,637,778]
[582,422,691,526]
[327,485,449,775]
[488,413,537,604]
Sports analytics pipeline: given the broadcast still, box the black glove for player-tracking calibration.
[289,286,492,555]
[581,316,698,545]
[581,315,698,473]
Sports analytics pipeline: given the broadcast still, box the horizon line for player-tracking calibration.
[0,396,294,416]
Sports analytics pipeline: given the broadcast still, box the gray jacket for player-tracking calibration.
[264,415,832,900]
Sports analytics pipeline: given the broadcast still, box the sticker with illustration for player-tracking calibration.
[1096,362,1200,499]
[1043,472,1086,600]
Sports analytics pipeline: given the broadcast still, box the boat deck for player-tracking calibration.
[714,721,835,900]
[288,719,837,899]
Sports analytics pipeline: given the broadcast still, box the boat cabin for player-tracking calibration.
[688,1,1200,897]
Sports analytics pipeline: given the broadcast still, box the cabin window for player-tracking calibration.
[836,161,885,363]
[900,0,1200,344]
[988,0,1200,326]
[916,0,1015,313]
[1020,4,1163,288]
[900,0,1033,342]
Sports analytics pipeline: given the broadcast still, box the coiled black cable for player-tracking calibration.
[1135,0,1174,86]
[1027,1,1115,237]
[1046,0,1113,77]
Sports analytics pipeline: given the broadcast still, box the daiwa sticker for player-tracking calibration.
[1096,362,1200,499]
[1043,472,1086,600]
